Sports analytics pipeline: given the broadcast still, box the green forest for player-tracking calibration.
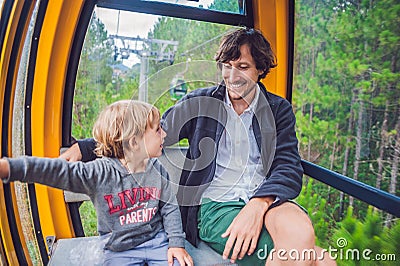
[74,1,399,264]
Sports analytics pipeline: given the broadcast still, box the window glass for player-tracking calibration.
[293,1,399,263]
[72,6,235,140]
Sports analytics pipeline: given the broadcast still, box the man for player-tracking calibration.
[63,28,335,265]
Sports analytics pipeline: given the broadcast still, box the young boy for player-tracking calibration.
[0,100,193,266]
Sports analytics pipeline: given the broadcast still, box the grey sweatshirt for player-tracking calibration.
[4,156,185,252]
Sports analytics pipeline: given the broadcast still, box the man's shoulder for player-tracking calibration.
[260,86,291,108]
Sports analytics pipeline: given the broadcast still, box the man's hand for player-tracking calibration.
[167,247,193,266]
[221,197,274,263]
[59,143,82,162]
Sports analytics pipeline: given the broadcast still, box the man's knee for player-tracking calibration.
[265,202,315,244]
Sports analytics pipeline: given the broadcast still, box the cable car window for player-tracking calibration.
[73,6,236,139]
[293,0,399,221]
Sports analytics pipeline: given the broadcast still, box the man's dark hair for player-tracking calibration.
[215,28,277,80]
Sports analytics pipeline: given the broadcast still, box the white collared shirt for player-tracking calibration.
[202,85,266,202]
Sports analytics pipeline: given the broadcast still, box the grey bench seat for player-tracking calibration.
[48,236,234,265]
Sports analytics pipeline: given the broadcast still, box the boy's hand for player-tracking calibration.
[168,247,193,266]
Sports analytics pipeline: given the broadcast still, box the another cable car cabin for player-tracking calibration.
[170,77,188,100]
[1,0,399,265]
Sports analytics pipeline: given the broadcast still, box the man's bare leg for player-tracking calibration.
[264,202,336,266]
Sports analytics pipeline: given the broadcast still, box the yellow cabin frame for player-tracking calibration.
[0,0,293,264]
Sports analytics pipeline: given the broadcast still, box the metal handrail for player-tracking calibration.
[301,160,400,217]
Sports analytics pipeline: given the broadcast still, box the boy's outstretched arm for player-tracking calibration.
[0,159,10,179]
[167,247,193,266]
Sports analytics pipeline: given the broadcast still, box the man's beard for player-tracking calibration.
[228,82,257,102]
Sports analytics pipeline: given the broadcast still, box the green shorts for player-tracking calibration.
[198,199,273,266]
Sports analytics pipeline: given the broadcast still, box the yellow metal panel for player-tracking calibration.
[253,0,289,98]
[0,183,19,265]
[31,0,85,242]
[0,1,36,264]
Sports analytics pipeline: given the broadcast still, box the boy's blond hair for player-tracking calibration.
[92,100,160,158]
